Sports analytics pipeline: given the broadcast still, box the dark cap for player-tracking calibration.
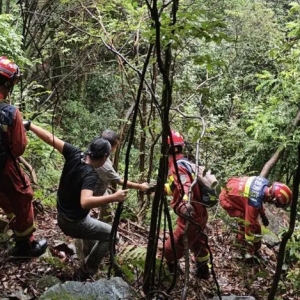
[87,137,111,160]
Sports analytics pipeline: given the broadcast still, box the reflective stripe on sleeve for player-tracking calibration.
[244,177,254,198]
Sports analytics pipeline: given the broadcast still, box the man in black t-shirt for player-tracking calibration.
[24,121,128,281]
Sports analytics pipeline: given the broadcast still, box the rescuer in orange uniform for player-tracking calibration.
[164,130,210,280]
[219,176,292,261]
[0,56,47,257]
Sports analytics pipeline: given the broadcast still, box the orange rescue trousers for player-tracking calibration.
[0,162,35,240]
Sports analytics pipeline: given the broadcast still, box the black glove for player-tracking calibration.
[177,202,195,218]
[22,120,31,131]
[261,214,269,227]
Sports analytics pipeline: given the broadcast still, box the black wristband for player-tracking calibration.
[24,120,31,131]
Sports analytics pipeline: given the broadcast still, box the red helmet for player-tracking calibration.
[168,130,185,146]
[270,182,292,207]
[0,56,21,86]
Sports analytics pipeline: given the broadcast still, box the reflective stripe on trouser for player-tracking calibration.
[0,188,35,240]
[236,225,262,254]
[245,232,262,253]
[195,253,210,264]
[14,224,36,238]
[165,222,209,263]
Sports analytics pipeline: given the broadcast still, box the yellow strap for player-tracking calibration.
[168,175,174,185]
[165,175,175,196]
[164,184,172,195]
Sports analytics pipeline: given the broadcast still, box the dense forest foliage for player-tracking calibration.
[1,0,300,299]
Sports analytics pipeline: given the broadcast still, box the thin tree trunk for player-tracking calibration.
[137,93,147,212]
[267,145,300,299]
[5,0,9,13]
[260,110,300,299]
[260,109,300,178]
[143,0,178,292]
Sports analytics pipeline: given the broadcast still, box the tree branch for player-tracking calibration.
[267,145,300,299]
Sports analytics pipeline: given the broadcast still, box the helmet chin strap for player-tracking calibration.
[6,91,12,105]
[9,84,14,95]
[2,82,14,104]
[263,186,273,204]
[8,81,15,100]
[266,186,272,197]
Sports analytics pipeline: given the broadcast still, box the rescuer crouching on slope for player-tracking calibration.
[219,176,292,263]
[164,130,210,280]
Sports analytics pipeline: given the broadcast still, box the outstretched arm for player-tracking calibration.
[29,123,65,154]
[80,188,128,209]
[118,178,149,192]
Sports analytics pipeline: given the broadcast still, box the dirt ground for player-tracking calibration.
[0,206,298,300]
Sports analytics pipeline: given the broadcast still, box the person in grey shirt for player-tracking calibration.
[95,129,149,220]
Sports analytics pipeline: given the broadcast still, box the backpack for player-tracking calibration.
[0,103,14,170]
[177,159,219,208]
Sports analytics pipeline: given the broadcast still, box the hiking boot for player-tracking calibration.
[10,239,48,257]
[245,257,259,265]
[166,262,184,274]
[245,255,260,265]
[254,251,268,264]
[72,267,91,281]
[195,262,210,280]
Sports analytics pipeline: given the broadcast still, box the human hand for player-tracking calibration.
[177,202,195,218]
[22,120,31,131]
[139,182,149,192]
[114,189,128,203]
[261,214,269,227]
[146,183,157,195]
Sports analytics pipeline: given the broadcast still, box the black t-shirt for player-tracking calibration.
[57,143,97,219]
